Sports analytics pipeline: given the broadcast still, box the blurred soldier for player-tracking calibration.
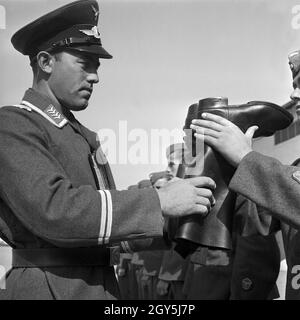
[156,143,190,300]
[138,172,174,300]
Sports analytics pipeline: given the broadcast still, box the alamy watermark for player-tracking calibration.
[292,5,300,30]
[0,265,6,289]
[0,5,6,30]
[95,121,204,170]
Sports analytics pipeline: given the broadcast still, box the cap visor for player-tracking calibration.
[69,45,112,59]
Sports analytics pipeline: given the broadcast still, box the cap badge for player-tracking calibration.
[79,26,101,39]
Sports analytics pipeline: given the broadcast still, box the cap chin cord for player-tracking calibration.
[50,36,102,49]
[29,36,102,65]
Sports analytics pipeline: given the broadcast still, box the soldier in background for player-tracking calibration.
[156,143,190,300]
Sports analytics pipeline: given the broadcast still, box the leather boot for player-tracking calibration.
[173,97,293,257]
[184,97,293,139]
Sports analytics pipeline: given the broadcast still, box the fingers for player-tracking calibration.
[191,119,223,132]
[196,196,212,213]
[196,187,216,206]
[185,176,216,189]
[194,132,217,147]
[198,112,233,126]
[192,204,211,216]
[190,124,220,138]
[245,125,259,139]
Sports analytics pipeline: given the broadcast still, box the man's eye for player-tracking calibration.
[79,60,88,66]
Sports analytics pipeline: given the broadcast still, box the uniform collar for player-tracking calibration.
[21,88,68,128]
[20,89,100,151]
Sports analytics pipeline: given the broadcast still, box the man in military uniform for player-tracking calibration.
[190,49,300,300]
[0,0,215,300]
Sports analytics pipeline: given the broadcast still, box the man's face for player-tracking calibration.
[49,50,100,111]
[167,148,185,176]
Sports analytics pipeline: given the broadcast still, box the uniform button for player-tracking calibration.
[241,277,253,291]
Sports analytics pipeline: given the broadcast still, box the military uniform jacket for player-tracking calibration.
[0,88,164,299]
[181,194,280,300]
[229,151,300,300]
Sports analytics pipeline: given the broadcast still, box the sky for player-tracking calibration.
[0,0,300,188]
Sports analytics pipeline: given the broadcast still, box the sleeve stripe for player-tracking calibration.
[98,190,113,245]
[98,190,108,245]
[104,190,112,244]
[102,191,109,243]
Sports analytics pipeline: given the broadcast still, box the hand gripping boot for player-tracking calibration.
[173,97,293,257]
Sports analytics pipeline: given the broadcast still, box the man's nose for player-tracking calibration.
[290,87,300,101]
[87,71,99,84]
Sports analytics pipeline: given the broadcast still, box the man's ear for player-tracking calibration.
[36,51,55,74]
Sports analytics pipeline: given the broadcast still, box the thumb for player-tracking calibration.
[245,125,259,140]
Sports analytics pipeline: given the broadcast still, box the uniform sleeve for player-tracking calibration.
[229,233,281,300]
[0,109,164,247]
[233,194,280,236]
[229,151,300,229]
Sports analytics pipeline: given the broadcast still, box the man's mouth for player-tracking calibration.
[81,88,93,96]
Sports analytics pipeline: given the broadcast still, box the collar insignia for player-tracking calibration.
[45,104,65,126]
[292,170,300,184]
[79,26,101,39]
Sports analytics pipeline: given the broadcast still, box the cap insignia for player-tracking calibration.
[79,26,101,39]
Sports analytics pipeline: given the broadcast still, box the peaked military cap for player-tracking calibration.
[11,0,112,60]
[288,50,300,77]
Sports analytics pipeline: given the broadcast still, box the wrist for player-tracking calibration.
[235,149,253,167]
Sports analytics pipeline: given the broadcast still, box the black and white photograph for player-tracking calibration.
[0,0,299,303]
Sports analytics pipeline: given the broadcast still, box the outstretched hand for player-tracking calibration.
[191,112,258,167]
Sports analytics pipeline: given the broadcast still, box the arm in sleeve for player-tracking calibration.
[0,109,164,247]
[229,151,300,229]
[233,194,280,236]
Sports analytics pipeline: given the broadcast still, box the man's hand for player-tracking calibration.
[157,176,216,218]
[190,113,258,167]
[156,279,170,296]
